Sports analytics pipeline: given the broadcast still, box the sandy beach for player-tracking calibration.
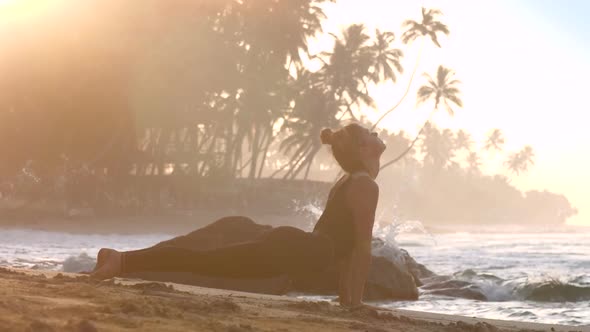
[0,268,585,332]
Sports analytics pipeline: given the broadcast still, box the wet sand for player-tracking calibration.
[0,268,585,332]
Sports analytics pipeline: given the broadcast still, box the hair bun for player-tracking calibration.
[320,128,334,145]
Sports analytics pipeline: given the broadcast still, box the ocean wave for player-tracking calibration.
[422,269,590,303]
[396,241,428,247]
[508,311,537,318]
[518,280,590,302]
[62,253,96,273]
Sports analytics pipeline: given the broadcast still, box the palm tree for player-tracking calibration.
[274,69,341,180]
[417,65,463,115]
[279,25,404,180]
[370,29,404,84]
[238,0,329,66]
[380,65,462,171]
[401,8,450,47]
[420,124,456,169]
[455,129,473,151]
[485,129,505,152]
[505,145,535,175]
[319,24,376,112]
[371,7,449,129]
[521,145,535,165]
[505,152,522,175]
[466,152,482,174]
[223,0,335,179]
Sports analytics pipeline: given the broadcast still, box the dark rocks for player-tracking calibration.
[291,254,419,301]
[364,256,420,300]
[399,248,436,284]
[419,276,488,301]
[424,287,487,301]
[421,279,473,290]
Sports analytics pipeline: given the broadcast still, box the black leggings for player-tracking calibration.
[121,226,334,279]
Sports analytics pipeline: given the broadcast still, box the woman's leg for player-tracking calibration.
[118,226,333,279]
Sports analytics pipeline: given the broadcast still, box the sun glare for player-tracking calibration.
[0,0,23,9]
[0,0,59,22]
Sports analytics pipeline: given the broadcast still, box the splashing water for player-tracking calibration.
[292,198,324,231]
[371,216,435,267]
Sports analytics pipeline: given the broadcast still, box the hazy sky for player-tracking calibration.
[311,0,590,226]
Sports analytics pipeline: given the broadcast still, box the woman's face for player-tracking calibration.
[358,127,386,161]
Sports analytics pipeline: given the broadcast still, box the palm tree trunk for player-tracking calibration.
[285,144,313,180]
[257,130,274,178]
[379,108,436,171]
[248,126,263,179]
[229,127,244,176]
[303,146,320,180]
[252,127,270,178]
[270,141,310,179]
[154,128,171,175]
[371,38,425,130]
[269,159,292,179]
[198,131,218,175]
[290,145,320,180]
[238,156,253,173]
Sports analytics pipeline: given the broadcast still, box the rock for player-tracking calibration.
[290,255,419,300]
[423,287,487,301]
[121,216,421,301]
[420,277,487,301]
[365,256,420,300]
[421,279,473,290]
[399,248,436,284]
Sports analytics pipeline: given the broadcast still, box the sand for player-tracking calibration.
[0,268,586,332]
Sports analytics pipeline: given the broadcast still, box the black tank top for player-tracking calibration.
[313,175,355,260]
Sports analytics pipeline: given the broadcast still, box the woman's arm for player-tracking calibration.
[348,238,372,305]
[338,258,352,306]
[345,177,379,306]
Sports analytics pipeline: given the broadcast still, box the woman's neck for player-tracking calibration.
[361,159,380,179]
[349,168,378,180]
[350,170,370,178]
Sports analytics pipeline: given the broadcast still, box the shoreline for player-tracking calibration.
[0,208,321,236]
[1,268,586,332]
[0,211,307,236]
[0,212,587,237]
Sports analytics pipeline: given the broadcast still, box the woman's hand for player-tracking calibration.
[342,302,381,312]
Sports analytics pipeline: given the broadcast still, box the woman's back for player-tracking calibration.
[313,175,356,260]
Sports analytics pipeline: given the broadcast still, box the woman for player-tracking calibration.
[91,123,386,307]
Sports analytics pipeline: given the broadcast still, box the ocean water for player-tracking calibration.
[0,229,169,272]
[0,226,588,327]
[385,231,590,327]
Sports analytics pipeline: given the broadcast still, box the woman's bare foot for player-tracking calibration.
[90,248,122,280]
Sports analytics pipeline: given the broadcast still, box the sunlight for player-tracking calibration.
[0,0,28,11]
[0,0,60,22]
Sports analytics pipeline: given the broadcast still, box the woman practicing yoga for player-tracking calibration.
[91,123,386,307]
